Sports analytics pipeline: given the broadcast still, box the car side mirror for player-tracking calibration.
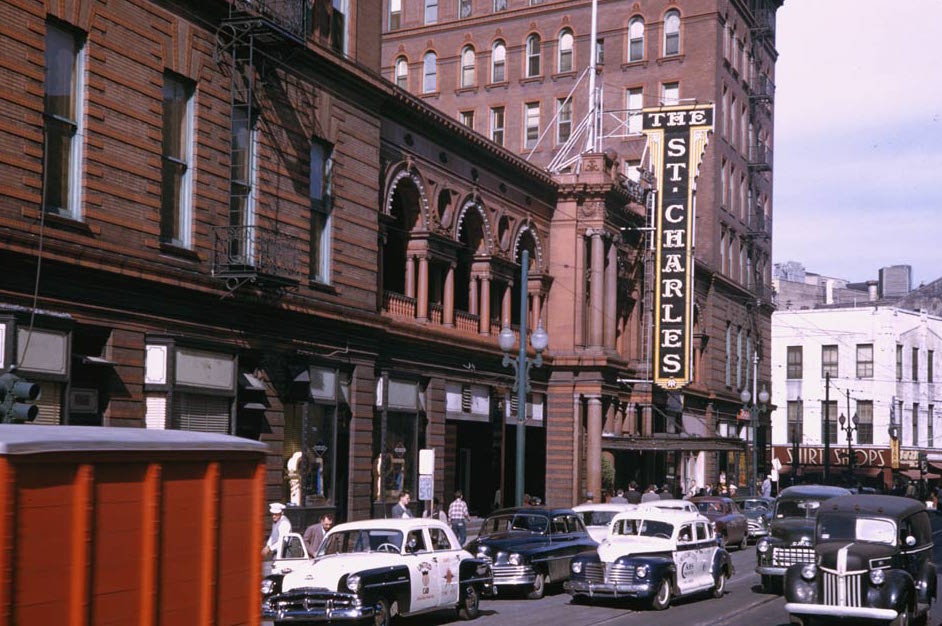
[905,535,917,547]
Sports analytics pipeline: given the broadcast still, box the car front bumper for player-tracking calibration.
[262,592,374,622]
[756,565,787,576]
[492,564,538,589]
[784,602,897,621]
[565,579,656,599]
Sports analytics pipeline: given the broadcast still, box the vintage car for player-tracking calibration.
[755,484,850,593]
[261,518,492,625]
[465,507,597,599]
[733,496,775,541]
[690,496,749,550]
[784,495,936,625]
[573,502,637,542]
[640,499,699,514]
[565,508,734,610]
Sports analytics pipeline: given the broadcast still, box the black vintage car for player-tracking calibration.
[733,496,775,542]
[785,495,937,625]
[755,484,850,593]
[465,507,598,599]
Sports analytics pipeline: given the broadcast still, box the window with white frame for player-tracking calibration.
[596,38,604,64]
[660,81,679,105]
[389,0,401,30]
[424,0,438,24]
[493,0,507,11]
[722,85,729,138]
[745,332,752,389]
[725,322,732,386]
[228,110,257,265]
[787,401,802,443]
[730,94,737,146]
[821,401,837,444]
[739,245,745,284]
[490,106,505,145]
[526,34,541,77]
[458,0,471,18]
[422,51,437,93]
[558,29,573,73]
[460,46,476,87]
[929,404,935,447]
[719,229,726,274]
[821,345,838,378]
[459,110,474,129]
[628,17,644,61]
[524,102,540,149]
[913,403,919,446]
[856,400,873,444]
[856,344,873,378]
[627,87,643,134]
[395,56,408,89]
[160,71,194,247]
[310,140,333,283]
[624,159,641,182]
[736,326,743,388]
[721,158,728,207]
[786,346,802,379]
[556,98,572,143]
[663,9,680,56]
[43,21,86,219]
[491,40,506,82]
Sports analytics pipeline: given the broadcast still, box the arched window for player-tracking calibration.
[394,56,408,89]
[491,40,506,83]
[460,46,476,88]
[628,17,644,61]
[664,10,680,56]
[526,34,541,77]
[558,29,573,73]
[423,52,437,93]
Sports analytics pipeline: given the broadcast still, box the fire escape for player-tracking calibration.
[212,0,308,292]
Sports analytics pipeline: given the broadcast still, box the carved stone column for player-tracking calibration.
[405,255,415,299]
[604,240,617,349]
[417,256,429,322]
[479,277,491,335]
[443,263,455,327]
[586,395,603,502]
[469,277,478,316]
[603,399,615,434]
[501,282,512,328]
[589,231,605,348]
[531,293,542,329]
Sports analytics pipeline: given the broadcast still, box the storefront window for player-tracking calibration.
[382,412,416,498]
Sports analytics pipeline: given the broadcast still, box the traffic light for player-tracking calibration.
[0,373,40,423]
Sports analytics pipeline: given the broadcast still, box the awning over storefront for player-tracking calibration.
[602,436,746,453]
[900,469,941,481]
[929,461,942,474]
[778,466,882,478]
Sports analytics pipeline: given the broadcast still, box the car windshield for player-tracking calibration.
[817,514,896,546]
[480,514,548,535]
[578,510,618,526]
[318,529,404,556]
[775,499,823,519]
[696,502,724,514]
[738,499,770,512]
[612,518,674,538]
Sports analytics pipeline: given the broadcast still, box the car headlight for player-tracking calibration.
[757,538,771,554]
[509,553,522,566]
[571,561,583,574]
[476,545,489,558]
[635,564,649,578]
[800,564,817,581]
[346,574,361,592]
[260,578,277,596]
[869,569,886,585]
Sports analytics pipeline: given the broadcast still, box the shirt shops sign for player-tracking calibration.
[642,105,713,389]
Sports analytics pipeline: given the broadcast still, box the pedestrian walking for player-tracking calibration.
[448,490,471,545]
[626,481,642,504]
[391,490,413,518]
[302,512,334,555]
[610,489,628,504]
[761,475,772,498]
[262,502,292,559]
[423,497,449,523]
[641,485,659,503]
[658,485,672,499]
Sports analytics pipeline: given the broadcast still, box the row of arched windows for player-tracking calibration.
[394,10,682,94]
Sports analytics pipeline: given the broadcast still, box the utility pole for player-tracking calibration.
[824,372,831,483]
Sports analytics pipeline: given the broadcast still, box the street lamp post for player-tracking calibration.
[498,249,549,507]
[838,412,859,484]
[740,352,769,495]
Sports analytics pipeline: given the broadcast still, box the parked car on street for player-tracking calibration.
[784,494,936,626]
[262,518,492,625]
[755,484,850,593]
[573,502,637,542]
[690,496,749,550]
[566,508,734,610]
[640,499,699,514]
[465,507,597,599]
[733,496,775,542]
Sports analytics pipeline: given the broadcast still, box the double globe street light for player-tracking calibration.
[740,377,770,496]
[498,248,549,507]
[838,412,860,480]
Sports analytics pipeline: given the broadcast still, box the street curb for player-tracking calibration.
[694,593,780,626]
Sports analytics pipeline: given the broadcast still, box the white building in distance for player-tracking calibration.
[771,306,942,481]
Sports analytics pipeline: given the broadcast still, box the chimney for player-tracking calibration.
[825,279,834,305]
[867,280,878,302]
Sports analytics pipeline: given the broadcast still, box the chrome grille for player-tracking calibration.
[747,519,766,533]
[821,569,864,608]
[492,564,534,583]
[269,591,354,612]
[583,562,604,583]
[606,563,636,585]
[772,546,815,567]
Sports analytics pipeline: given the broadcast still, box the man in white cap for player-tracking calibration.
[262,502,292,558]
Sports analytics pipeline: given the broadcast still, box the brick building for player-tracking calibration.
[382,0,781,496]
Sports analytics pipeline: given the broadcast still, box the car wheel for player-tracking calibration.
[458,585,480,620]
[649,579,672,611]
[712,568,727,598]
[373,598,391,626]
[526,572,547,600]
[897,598,913,626]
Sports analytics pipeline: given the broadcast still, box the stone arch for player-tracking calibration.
[383,162,431,231]
[512,221,544,272]
[454,197,493,255]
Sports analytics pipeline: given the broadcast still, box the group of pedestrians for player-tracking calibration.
[393,489,473,544]
[262,502,335,558]
[601,481,672,504]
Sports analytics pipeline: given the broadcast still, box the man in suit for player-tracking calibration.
[302,513,334,555]
[391,490,413,518]
[626,481,642,504]
[610,489,628,504]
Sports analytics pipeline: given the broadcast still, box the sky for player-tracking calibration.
[772,0,942,287]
